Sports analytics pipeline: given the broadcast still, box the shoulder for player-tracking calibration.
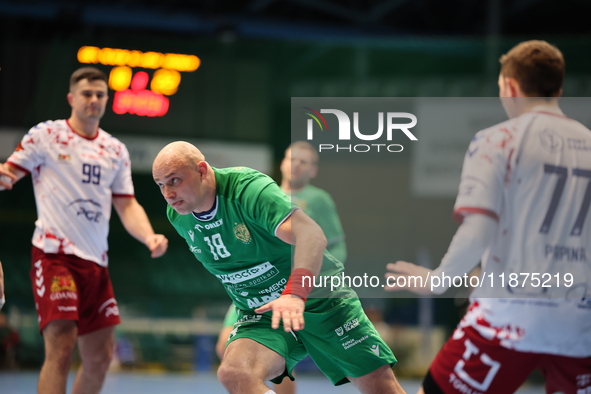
[215,167,276,196]
[27,119,66,136]
[96,129,130,157]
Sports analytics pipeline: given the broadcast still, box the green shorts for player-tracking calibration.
[226,297,397,386]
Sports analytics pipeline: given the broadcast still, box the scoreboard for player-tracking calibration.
[77,46,200,117]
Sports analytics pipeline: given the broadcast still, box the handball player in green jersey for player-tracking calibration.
[153,141,406,394]
[216,141,348,394]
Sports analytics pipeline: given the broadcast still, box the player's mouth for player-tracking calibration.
[170,200,183,208]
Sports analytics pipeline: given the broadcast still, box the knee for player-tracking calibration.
[82,346,113,373]
[217,361,252,388]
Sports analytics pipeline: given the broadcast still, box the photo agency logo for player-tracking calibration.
[303,107,418,153]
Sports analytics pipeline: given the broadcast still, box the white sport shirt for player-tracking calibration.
[454,104,591,357]
[7,119,134,267]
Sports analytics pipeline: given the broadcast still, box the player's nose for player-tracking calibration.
[162,185,175,199]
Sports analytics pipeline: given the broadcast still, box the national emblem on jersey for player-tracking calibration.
[234,223,252,244]
[50,275,77,292]
[57,154,71,163]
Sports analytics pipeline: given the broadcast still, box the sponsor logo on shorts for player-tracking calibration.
[51,275,76,293]
[448,373,483,394]
[341,335,369,350]
[234,223,252,244]
[98,298,119,318]
[335,318,360,337]
[50,291,77,301]
[370,344,380,357]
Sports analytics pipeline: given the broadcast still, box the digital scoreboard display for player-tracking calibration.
[77,46,200,117]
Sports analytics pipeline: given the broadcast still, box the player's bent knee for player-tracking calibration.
[218,361,254,387]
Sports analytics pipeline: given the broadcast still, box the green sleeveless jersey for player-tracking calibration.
[166,167,344,311]
[291,184,347,263]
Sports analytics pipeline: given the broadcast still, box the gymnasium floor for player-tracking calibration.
[0,371,544,393]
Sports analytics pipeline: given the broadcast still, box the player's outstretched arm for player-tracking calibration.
[113,196,169,258]
[384,261,434,295]
[0,163,24,191]
[255,209,326,332]
[385,214,497,295]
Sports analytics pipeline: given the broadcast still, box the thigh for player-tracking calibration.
[301,298,397,386]
[539,354,591,394]
[426,326,540,394]
[42,319,78,355]
[227,311,308,383]
[30,248,79,333]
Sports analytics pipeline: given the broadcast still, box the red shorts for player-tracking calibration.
[425,325,591,394]
[30,247,120,335]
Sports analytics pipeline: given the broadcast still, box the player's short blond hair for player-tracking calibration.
[288,141,318,164]
[499,40,564,97]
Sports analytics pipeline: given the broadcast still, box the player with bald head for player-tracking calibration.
[153,141,406,394]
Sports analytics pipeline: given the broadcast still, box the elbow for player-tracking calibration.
[317,227,328,250]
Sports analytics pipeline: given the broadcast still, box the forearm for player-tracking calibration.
[114,198,155,245]
[431,214,497,294]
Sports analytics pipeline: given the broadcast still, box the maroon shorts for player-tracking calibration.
[30,247,120,335]
[425,325,591,394]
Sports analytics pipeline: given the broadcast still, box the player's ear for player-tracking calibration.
[506,77,522,97]
[197,161,208,177]
[67,92,73,106]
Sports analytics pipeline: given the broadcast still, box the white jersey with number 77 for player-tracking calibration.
[453,104,591,357]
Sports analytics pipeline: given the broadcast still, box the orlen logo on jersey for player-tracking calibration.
[303,107,417,153]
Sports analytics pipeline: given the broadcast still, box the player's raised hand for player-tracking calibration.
[255,295,305,332]
[384,261,433,295]
[146,234,168,258]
